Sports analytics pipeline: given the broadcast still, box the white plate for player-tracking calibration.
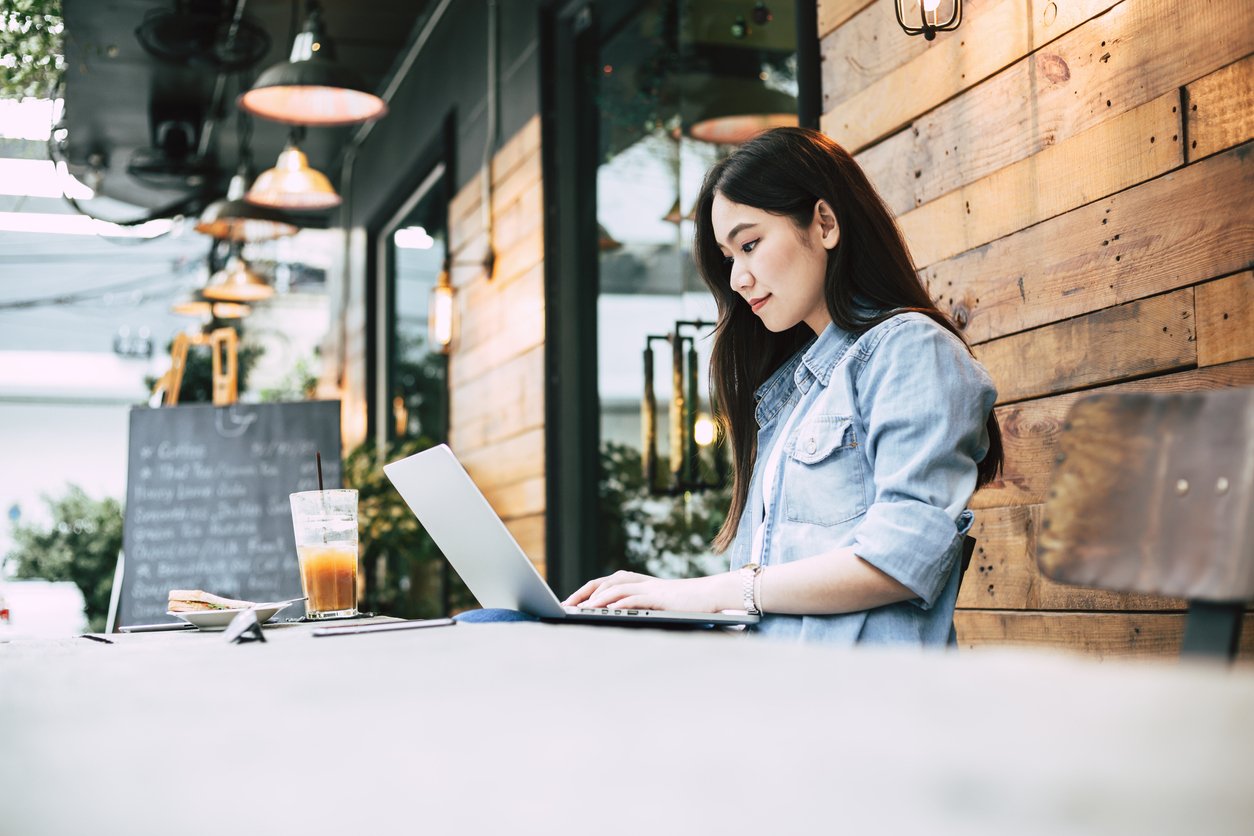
[167,602,294,631]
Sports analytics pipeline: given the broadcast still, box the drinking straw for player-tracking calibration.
[315,451,328,544]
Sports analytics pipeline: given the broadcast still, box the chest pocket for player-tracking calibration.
[783,415,867,527]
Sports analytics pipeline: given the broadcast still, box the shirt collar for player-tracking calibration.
[752,322,858,426]
[799,321,857,387]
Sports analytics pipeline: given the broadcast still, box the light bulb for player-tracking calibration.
[694,415,717,447]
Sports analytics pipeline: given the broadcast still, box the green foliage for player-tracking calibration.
[258,354,318,402]
[1,0,64,99]
[5,486,123,633]
[394,334,448,441]
[598,441,731,580]
[343,436,473,619]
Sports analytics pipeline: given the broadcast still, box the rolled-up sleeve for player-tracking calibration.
[850,317,997,609]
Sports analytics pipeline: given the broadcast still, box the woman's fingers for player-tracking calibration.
[561,576,607,606]
[562,571,650,606]
[586,583,640,609]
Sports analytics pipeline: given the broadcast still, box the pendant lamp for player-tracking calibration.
[238,1,386,127]
[896,0,962,40]
[171,298,252,320]
[203,246,274,302]
[171,300,213,319]
[246,140,341,211]
[196,165,299,241]
[685,76,798,145]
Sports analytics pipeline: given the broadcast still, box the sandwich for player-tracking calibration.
[167,589,257,613]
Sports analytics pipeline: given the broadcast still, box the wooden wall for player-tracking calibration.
[445,116,547,573]
[818,0,1253,659]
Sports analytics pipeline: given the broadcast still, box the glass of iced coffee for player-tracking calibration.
[289,489,359,619]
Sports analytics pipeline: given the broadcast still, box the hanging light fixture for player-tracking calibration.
[196,163,300,241]
[238,1,386,126]
[246,137,341,211]
[896,0,962,40]
[171,299,213,319]
[210,301,252,319]
[685,76,798,145]
[203,245,275,302]
[597,222,623,252]
[428,268,455,353]
[171,298,252,320]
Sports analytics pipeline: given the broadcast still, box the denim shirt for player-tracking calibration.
[729,312,997,646]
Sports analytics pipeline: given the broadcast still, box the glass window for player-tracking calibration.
[390,193,449,444]
[593,0,797,579]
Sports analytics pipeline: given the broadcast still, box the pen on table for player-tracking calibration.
[117,622,198,633]
[79,634,114,644]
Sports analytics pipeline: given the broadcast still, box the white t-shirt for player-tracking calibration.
[750,395,805,565]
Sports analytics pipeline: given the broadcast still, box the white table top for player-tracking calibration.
[2,619,1252,835]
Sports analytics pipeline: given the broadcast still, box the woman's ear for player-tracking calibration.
[814,200,840,250]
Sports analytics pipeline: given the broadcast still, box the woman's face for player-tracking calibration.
[710,192,840,335]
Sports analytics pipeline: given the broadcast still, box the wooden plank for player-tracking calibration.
[448,118,542,227]
[482,475,546,519]
[449,166,542,259]
[492,115,542,182]
[958,505,1186,610]
[820,0,929,112]
[449,344,546,449]
[824,0,1121,153]
[974,287,1196,405]
[450,341,545,425]
[954,611,1254,661]
[973,358,1254,509]
[504,512,546,568]
[925,143,1254,346]
[449,263,544,388]
[448,151,543,241]
[818,0,876,38]
[901,91,1182,269]
[856,0,1250,216]
[488,223,544,287]
[457,427,545,490]
[1185,54,1254,162]
[457,261,544,354]
[1196,271,1254,368]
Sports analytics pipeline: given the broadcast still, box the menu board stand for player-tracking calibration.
[115,401,342,629]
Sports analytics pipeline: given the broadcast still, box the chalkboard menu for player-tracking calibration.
[117,401,343,627]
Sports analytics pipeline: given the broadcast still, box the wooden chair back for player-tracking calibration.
[1036,387,1254,660]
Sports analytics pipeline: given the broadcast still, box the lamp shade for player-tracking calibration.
[197,169,299,240]
[171,300,213,318]
[684,76,798,145]
[245,143,341,211]
[237,6,386,126]
[170,298,252,319]
[203,254,274,302]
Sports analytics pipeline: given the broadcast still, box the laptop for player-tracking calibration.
[383,444,759,627]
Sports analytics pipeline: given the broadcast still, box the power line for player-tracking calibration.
[0,271,182,311]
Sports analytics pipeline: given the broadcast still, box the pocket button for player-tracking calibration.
[806,438,817,455]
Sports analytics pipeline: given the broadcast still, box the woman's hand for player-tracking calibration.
[562,570,739,613]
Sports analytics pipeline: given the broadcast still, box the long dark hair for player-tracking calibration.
[695,127,1003,552]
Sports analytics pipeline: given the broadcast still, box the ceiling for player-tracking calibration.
[59,0,429,215]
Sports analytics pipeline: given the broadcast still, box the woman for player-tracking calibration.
[563,127,1002,646]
